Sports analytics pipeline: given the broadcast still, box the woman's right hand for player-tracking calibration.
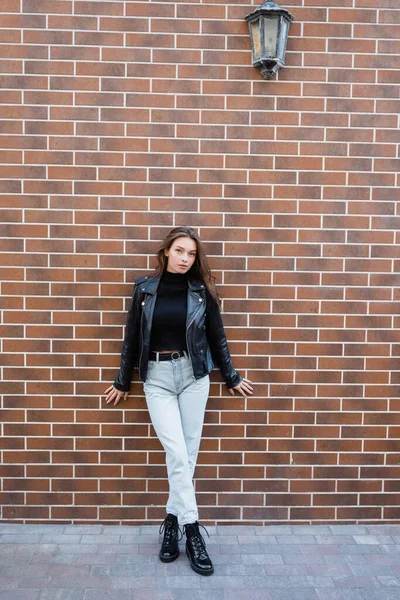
[104,385,129,406]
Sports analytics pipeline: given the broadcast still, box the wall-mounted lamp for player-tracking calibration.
[245,1,294,80]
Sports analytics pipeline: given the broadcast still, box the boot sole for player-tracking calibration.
[159,549,179,563]
[186,546,214,576]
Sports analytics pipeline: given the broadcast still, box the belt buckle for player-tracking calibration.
[171,351,180,361]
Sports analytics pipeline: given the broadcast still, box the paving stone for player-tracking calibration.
[288,576,334,589]
[255,527,293,536]
[138,526,159,535]
[217,526,256,536]
[242,554,284,565]
[102,527,141,535]
[0,565,49,578]
[80,536,120,545]
[222,591,271,600]
[37,591,84,600]
[292,527,331,535]
[238,536,277,545]
[0,556,30,566]
[15,545,57,555]
[72,555,115,566]
[63,527,103,536]
[94,545,139,555]
[380,545,400,555]
[350,564,395,577]
[316,591,364,600]
[0,577,20,590]
[333,575,380,588]
[46,566,91,579]
[276,536,316,545]
[284,555,326,565]
[269,590,318,600]
[40,536,81,546]
[108,576,157,589]
[199,575,246,589]
[366,527,400,536]
[30,555,74,565]
[377,576,400,587]
[0,592,39,600]
[264,565,308,576]
[55,546,97,556]
[338,545,382,555]
[301,545,340,556]
[134,591,223,600]
[353,535,394,545]
[211,564,264,576]
[155,575,202,588]
[207,553,243,565]
[360,591,400,600]
[84,591,131,600]
[244,576,291,589]
[307,564,352,577]
[1,536,43,545]
[315,535,355,545]
[0,525,63,535]
[329,526,369,535]
[222,544,301,555]
[0,545,18,555]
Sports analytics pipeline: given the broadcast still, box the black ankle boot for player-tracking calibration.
[159,513,182,563]
[183,521,214,576]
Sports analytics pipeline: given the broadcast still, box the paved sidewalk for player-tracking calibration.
[0,524,399,600]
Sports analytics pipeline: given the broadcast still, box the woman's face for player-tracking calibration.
[165,236,197,274]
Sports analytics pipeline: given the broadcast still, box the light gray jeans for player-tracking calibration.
[143,352,210,526]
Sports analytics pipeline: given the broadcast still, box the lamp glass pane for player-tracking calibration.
[277,18,289,62]
[263,15,279,57]
[251,20,261,60]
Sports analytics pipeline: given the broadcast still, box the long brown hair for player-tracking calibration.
[154,226,221,306]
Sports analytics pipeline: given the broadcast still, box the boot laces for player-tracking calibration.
[159,514,183,543]
[184,522,210,556]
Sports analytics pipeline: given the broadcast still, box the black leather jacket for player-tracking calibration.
[113,272,243,392]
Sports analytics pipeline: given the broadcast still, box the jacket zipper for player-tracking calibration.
[186,292,203,381]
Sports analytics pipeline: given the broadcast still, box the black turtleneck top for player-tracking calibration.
[150,269,188,352]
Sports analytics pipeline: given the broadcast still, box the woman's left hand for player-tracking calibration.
[228,377,254,398]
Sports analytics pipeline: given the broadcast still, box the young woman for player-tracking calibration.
[104,226,253,576]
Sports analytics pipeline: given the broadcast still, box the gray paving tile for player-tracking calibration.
[0,592,39,600]
[284,555,326,565]
[0,565,49,578]
[353,535,394,545]
[54,546,97,555]
[255,526,294,535]
[80,536,120,545]
[0,577,20,590]
[307,564,352,577]
[108,576,157,589]
[102,527,141,535]
[63,527,103,535]
[84,591,131,600]
[244,576,291,589]
[380,545,400,555]
[377,576,400,588]
[155,575,202,588]
[0,546,18,555]
[223,591,271,600]
[95,544,139,555]
[292,527,331,535]
[366,526,400,536]
[333,575,380,588]
[238,535,277,545]
[277,536,316,545]
[221,543,301,555]
[265,565,309,576]
[1,536,43,545]
[289,576,335,588]
[269,590,318,600]
[0,556,30,566]
[15,545,57,555]
[40,536,81,546]
[360,591,400,600]
[338,545,382,555]
[242,554,284,565]
[217,526,256,536]
[329,526,369,535]
[316,591,364,600]
[37,592,84,600]
[0,526,64,535]
[315,535,355,545]
[199,575,246,588]
[301,545,340,556]
[72,555,115,566]
[30,555,74,565]
[350,564,395,577]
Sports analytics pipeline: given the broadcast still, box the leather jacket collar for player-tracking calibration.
[140,272,206,295]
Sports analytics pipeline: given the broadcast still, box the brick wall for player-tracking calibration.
[1,0,399,524]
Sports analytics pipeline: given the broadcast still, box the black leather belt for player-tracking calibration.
[150,350,185,362]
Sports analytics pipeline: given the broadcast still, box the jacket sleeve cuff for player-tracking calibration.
[113,378,130,393]
[225,372,243,389]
